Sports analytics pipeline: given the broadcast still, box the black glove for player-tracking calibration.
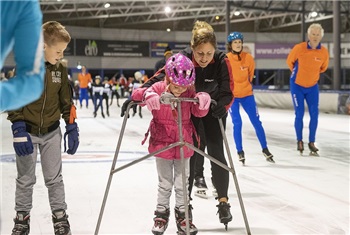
[121,99,133,117]
[211,103,227,118]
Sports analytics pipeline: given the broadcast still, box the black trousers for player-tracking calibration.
[189,111,229,200]
[193,120,206,178]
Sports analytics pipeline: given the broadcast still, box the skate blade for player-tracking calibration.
[309,151,319,156]
[194,190,208,199]
[152,232,165,235]
[266,157,275,163]
[239,158,245,165]
[177,230,198,235]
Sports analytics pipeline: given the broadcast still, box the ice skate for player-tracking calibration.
[262,148,275,163]
[308,142,319,156]
[152,209,170,235]
[216,201,233,230]
[175,206,198,235]
[194,176,208,199]
[11,211,30,235]
[52,210,71,235]
[237,151,245,165]
[297,140,304,155]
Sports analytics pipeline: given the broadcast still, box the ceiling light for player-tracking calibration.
[104,3,110,8]
[165,6,171,13]
[215,16,220,20]
[166,28,171,32]
[234,11,240,16]
[310,11,318,17]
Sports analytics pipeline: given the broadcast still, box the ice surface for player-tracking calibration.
[1,98,349,235]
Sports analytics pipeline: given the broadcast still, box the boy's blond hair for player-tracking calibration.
[42,21,71,46]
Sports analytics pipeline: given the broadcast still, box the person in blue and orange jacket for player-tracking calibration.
[226,32,275,165]
[78,65,92,108]
[286,23,329,156]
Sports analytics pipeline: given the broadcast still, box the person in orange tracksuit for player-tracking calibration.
[286,23,329,156]
[226,31,275,164]
[78,65,92,108]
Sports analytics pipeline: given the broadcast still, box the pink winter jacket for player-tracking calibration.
[132,81,209,160]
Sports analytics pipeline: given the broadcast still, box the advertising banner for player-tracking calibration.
[150,42,190,57]
[329,42,350,58]
[255,43,295,59]
[76,39,149,57]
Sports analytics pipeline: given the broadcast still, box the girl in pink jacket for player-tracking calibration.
[132,53,210,235]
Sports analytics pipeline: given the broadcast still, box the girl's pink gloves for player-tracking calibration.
[144,92,160,111]
[195,92,211,110]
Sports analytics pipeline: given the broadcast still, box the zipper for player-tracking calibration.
[39,67,49,134]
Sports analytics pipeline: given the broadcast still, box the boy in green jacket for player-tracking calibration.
[7,21,79,235]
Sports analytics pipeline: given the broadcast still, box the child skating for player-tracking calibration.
[132,53,211,235]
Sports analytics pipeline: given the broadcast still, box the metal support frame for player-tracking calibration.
[94,98,251,235]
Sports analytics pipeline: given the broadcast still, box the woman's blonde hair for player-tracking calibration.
[190,21,217,50]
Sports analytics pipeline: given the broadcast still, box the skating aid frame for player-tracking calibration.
[94,98,251,235]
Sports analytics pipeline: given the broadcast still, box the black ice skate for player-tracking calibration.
[52,210,71,235]
[308,142,319,156]
[152,209,170,235]
[194,176,208,199]
[262,148,275,163]
[175,206,198,235]
[297,140,304,155]
[237,151,245,165]
[216,202,233,230]
[11,211,30,235]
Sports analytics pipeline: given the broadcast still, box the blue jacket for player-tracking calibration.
[0,0,44,112]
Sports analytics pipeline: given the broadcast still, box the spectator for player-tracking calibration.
[154,46,173,73]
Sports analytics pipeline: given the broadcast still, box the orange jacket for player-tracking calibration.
[226,51,255,98]
[286,42,329,88]
[78,72,92,88]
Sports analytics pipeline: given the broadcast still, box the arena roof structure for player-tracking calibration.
[40,0,349,33]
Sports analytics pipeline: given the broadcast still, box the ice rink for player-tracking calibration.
[1,98,349,235]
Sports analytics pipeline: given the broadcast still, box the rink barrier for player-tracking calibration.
[253,89,350,114]
[94,98,252,235]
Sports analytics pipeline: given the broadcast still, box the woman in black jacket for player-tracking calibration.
[122,20,234,227]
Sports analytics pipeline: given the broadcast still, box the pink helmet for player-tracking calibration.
[165,53,195,87]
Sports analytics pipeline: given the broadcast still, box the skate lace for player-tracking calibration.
[12,224,29,235]
[179,219,196,229]
[308,143,318,151]
[54,221,70,235]
[154,218,168,228]
[216,203,230,217]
